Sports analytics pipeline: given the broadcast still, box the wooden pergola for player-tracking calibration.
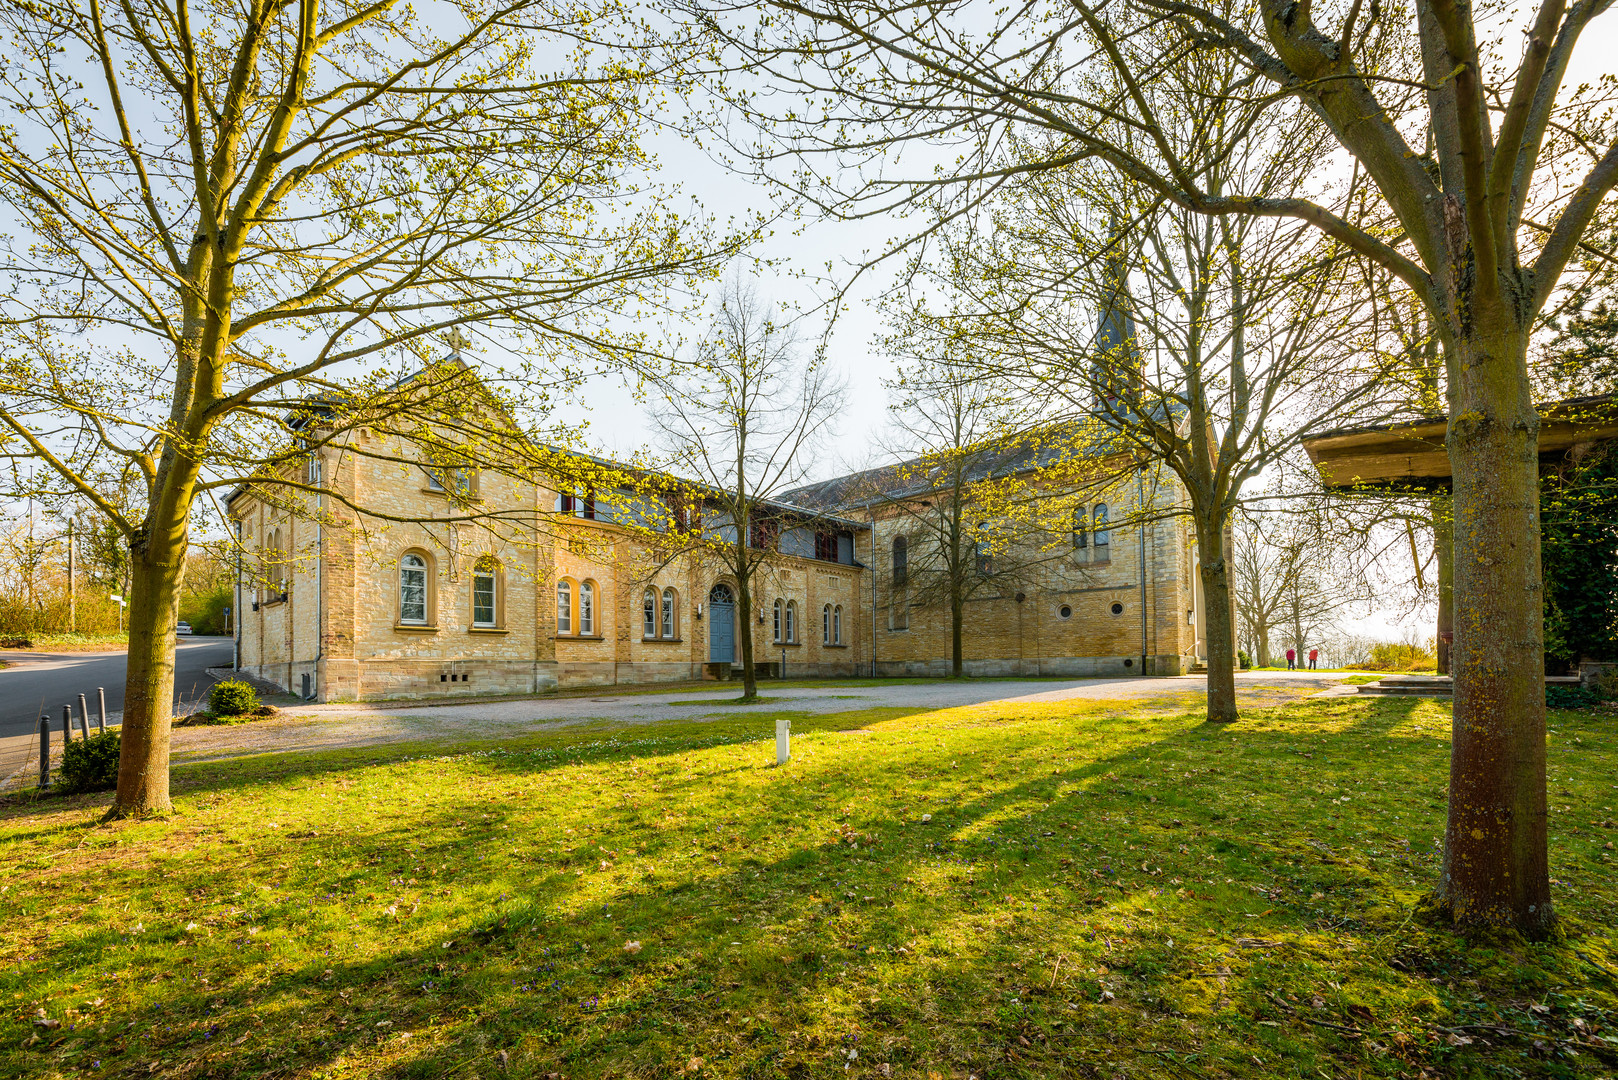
[1302,394,1618,489]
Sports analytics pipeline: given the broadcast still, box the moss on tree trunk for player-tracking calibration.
[1436,333,1553,937]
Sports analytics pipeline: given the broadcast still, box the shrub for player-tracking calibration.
[1353,640,1438,672]
[1238,650,1252,670]
[59,731,121,793]
[209,679,258,716]
[1547,684,1598,710]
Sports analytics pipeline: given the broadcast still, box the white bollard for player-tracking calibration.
[775,718,791,766]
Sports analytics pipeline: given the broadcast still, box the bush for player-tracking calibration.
[178,585,233,636]
[1238,650,1252,670]
[59,731,121,793]
[1547,684,1598,710]
[209,679,258,716]
[1352,640,1438,672]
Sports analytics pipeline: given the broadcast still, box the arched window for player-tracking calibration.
[643,589,657,639]
[400,553,429,625]
[471,556,500,628]
[892,535,908,584]
[661,588,676,639]
[823,603,832,644]
[1094,504,1110,546]
[579,580,596,635]
[709,583,733,604]
[1072,507,1088,550]
[556,578,573,635]
[976,522,992,576]
[834,605,843,644]
[785,601,797,643]
[773,599,784,643]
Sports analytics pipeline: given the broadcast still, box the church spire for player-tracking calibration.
[1092,230,1141,411]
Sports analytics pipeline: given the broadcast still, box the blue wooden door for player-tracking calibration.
[708,584,735,663]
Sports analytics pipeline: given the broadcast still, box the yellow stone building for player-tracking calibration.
[230,425,1206,701]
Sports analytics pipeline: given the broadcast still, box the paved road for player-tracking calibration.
[0,637,234,779]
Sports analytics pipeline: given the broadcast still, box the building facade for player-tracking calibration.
[231,427,1206,701]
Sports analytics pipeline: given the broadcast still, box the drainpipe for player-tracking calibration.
[1138,466,1148,675]
[869,502,878,678]
[314,458,323,701]
[233,517,242,671]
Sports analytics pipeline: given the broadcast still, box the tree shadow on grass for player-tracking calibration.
[8,693,1605,1080]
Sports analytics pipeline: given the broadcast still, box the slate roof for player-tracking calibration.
[779,423,1118,513]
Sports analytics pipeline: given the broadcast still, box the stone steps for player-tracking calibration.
[1354,674,1581,697]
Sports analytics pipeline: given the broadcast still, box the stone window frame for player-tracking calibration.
[833,604,843,645]
[469,555,505,631]
[262,524,289,604]
[422,465,479,499]
[396,548,438,630]
[579,578,598,636]
[773,598,784,643]
[822,603,832,645]
[661,587,677,639]
[556,576,575,635]
[641,586,680,641]
[785,600,797,644]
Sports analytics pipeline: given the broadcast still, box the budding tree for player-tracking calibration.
[0,0,737,815]
[695,0,1618,935]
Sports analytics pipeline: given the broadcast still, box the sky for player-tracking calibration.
[556,13,1618,650]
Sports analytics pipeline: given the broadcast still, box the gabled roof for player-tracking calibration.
[779,422,1117,513]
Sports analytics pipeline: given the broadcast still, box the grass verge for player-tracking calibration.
[1,697,1613,1079]
[0,632,130,652]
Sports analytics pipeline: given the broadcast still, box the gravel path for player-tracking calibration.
[166,671,1353,765]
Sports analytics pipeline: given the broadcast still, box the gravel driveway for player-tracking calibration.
[166,671,1353,765]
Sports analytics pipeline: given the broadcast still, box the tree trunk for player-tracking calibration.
[736,562,758,700]
[1197,523,1238,723]
[951,594,964,677]
[1433,497,1455,675]
[1436,330,1552,937]
[1257,628,1271,669]
[111,535,188,816]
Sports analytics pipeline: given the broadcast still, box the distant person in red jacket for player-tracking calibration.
[1286,647,1296,670]
[1308,648,1319,670]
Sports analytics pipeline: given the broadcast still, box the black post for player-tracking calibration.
[96,687,108,735]
[62,703,74,743]
[38,716,50,791]
[78,693,90,739]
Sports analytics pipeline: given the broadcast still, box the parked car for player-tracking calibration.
[176,622,192,636]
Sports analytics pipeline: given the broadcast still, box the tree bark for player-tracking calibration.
[736,553,758,700]
[1437,331,1553,937]
[1197,521,1238,722]
[1257,629,1271,669]
[1433,496,1455,675]
[111,532,189,816]
[950,595,964,677]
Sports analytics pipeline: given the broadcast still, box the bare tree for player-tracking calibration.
[868,354,1115,677]
[0,0,740,815]
[695,0,1618,935]
[637,278,846,699]
[879,73,1394,722]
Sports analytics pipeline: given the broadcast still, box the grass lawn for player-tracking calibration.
[0,632,130,652]
[2,696,1615,1079]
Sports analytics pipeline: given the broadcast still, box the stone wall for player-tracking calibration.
[233,431,868,699]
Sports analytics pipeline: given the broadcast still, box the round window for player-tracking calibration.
[1059,605,1072,619]
[1124,657,1134,667]
[1110,601,1124,616]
